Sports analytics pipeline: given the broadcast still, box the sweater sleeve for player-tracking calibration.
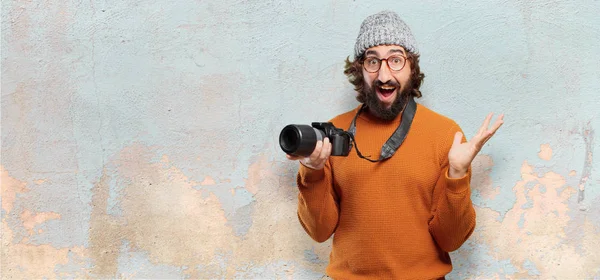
[296,160,340,243]
[428,124,476,252]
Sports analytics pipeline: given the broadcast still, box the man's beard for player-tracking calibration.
[362,79,413,121]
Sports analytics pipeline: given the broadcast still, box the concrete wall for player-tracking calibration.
[2,1,599,278]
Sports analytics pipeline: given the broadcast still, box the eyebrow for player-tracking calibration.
[365,49,405,57]
[365,50,379,56]
[388,49,405,55]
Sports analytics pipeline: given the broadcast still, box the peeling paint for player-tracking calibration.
[84,144,328,278]
[471,155,501,201]
[1,167,29,214]
[1,174,88,278]
[20,210,61,236]
[538,144,553,161]
[455,160,600,278]
[200,176,216,186]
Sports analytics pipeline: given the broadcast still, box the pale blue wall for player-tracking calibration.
[2,0,599,278]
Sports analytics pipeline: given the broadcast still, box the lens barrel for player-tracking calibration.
[279,125,324,157]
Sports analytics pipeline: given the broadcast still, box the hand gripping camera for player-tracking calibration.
[279,122,352,157]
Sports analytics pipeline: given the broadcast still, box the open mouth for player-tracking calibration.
[376,85,397,103]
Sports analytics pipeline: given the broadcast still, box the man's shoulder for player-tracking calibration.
[328,105,361,129]
[415,103,460,131]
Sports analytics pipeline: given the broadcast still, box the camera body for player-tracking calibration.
[279,122,352,157]
[311,122,352,156]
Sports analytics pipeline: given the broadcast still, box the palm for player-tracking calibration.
[448,141,479,172]
[448,113,504,176]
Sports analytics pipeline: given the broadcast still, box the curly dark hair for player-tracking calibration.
[343,52,425,103]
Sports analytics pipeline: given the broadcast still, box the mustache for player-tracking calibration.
[373,80,400,88]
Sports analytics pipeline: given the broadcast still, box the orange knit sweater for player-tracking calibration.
[296,103,476,279]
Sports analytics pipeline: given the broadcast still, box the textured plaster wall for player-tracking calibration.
[1,1,599,279]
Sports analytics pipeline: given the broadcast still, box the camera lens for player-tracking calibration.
[280,126,300,152]
[279,124,324,157]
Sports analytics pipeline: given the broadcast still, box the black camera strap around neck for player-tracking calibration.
[347,96,417,162]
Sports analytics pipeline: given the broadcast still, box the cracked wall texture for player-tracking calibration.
[1,1,599,279]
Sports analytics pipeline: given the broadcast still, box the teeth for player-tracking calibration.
[380,86,395,90]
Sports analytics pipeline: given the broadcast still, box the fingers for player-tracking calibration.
[482,114,504,138]
[325,138,331,159]
[285,140,322,162]
[477,113,494,136]
[293,138,331,170]
[478,113,504,146]
[452,132,463,147]
[285,137,331,171]
[309,139,324,162]
[321,138,332,160]
[488,114,504,135]
[286,154,301,160]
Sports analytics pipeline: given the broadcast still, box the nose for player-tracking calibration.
[377,60,393,83]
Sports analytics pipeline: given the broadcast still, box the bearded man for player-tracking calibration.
[285,10,504,279]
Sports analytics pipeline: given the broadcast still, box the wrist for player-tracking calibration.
[298,162,325,183]
[300,160,318,170]
[448,167,467,178]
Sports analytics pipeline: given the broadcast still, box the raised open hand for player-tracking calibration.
[448,113,504,178]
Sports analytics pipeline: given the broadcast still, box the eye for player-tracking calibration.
[367,58,379,65]
[391,57,403,64]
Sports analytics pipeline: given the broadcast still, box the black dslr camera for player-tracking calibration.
[279,122,352,157]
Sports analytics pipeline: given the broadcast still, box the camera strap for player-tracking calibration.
[347,96,417,162]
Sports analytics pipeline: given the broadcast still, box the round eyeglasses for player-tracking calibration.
[362,55,407,73]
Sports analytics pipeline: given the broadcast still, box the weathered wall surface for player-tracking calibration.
[2,1,599,278]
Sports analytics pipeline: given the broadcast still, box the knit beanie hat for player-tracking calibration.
[354,10,418,59]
